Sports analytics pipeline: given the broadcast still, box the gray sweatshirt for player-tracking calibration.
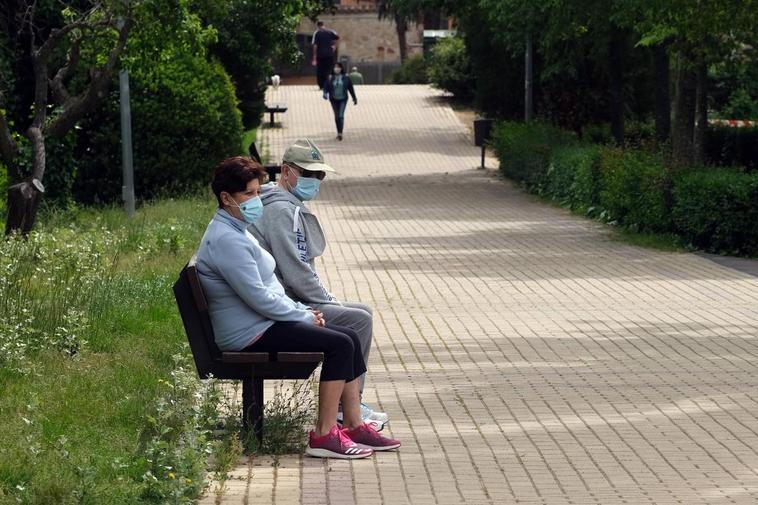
[249,183,339,305]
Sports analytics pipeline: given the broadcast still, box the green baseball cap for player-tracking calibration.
[282,138,336,173]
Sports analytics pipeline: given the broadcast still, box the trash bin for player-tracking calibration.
[474,118,494,168]
[474,118,494,147]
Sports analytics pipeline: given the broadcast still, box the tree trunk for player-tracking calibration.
[5,180,44,236]
[693,58,708,165]
[653,43,671,142]
[672,54,698,166]
[525,33,533,121]
[609,32,625,144]
[8,50,53,235]
[395,13,408,62]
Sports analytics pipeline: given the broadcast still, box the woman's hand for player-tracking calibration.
[311,309,326,327]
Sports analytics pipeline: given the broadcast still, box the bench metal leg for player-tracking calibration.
[242,378,264,446]
[269,112,275,127]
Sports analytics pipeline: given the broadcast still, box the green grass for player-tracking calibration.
[241,128,257,154]
[0,195,237,504]
[611,228,689,253]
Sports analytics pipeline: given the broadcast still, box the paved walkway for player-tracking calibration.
[203,85,758,505]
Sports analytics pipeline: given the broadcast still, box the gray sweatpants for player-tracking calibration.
[312,301,373,392]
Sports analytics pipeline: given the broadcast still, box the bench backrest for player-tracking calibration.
[173,255,223,378]
[248,143,281,182]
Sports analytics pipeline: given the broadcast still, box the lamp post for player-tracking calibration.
[118,17,135,218]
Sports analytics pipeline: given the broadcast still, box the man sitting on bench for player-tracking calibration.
[195,156,400,458]
[249,139,389,430]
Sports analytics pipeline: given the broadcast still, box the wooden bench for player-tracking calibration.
[264,103,288,127]
[249,142,281,182]
[173,255,323,444]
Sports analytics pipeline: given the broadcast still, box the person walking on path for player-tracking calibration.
[196,156,400,458]
[249,139,390,431]
[348,66,364,85]
[322,62,357,141]
[311,21,339,90]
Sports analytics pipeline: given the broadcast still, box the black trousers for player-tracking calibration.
[316,56,333,89]
[245,322,366,382]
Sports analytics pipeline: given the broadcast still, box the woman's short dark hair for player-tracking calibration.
[211,156,266,208]
[333,62,344,73]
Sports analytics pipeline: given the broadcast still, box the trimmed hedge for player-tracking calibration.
[495,120,758,256]
[390,54,428,84]
[673,169,758,255]
[74,56,242,204]
[427,37,473,98]
[493,121,576,189]
[547,144,603,210]
[597,148,672,232]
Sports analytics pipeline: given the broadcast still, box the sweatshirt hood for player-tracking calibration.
[260,182,311,212]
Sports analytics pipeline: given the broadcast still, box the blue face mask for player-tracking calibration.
[232,196,263,223]
[292,177,321,201]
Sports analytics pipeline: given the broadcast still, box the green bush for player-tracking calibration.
[597,148,672,232]
[705,124,758,172]
[74,56,242,204]
[493,121,576,189]
[672,169,758,255]
[390,54,428,84]
[718,88,758,120]
[624,120,657,146]
[0,160,7,218]
[581,123,613,145]
[427,37,473,99]
[547,144,604,210]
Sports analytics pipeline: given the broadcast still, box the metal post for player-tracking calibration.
[481,145,486,169]
[119,64,135,217]
[242,377,264,446]
[525,32,533,122]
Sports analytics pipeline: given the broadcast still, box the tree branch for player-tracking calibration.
[49,36,82,104]
[45,17,134,139]
[33,4,107,62]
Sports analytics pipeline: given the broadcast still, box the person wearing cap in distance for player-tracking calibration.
[322,62,357,141]
[195,156,400,459]
[248,139,390,431]
[348,66,364,85]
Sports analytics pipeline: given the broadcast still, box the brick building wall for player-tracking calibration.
[299,11,423,64]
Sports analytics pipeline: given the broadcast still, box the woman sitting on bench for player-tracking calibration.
[196,156,400,459]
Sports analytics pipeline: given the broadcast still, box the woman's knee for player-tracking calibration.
[326,330,355,357]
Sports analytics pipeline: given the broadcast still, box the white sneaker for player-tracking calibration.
[337,403,389,431]
[360,402,389,424]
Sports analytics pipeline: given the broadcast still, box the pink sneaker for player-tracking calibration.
[306,425,374,459]
[344,423,401,451]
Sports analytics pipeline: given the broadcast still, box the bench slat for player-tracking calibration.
[277,352,324,363]
[220,352,270,363]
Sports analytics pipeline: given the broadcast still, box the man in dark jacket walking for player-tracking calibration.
[311,21,339,90]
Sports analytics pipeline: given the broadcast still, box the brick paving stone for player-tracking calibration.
[204,84,758,504]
